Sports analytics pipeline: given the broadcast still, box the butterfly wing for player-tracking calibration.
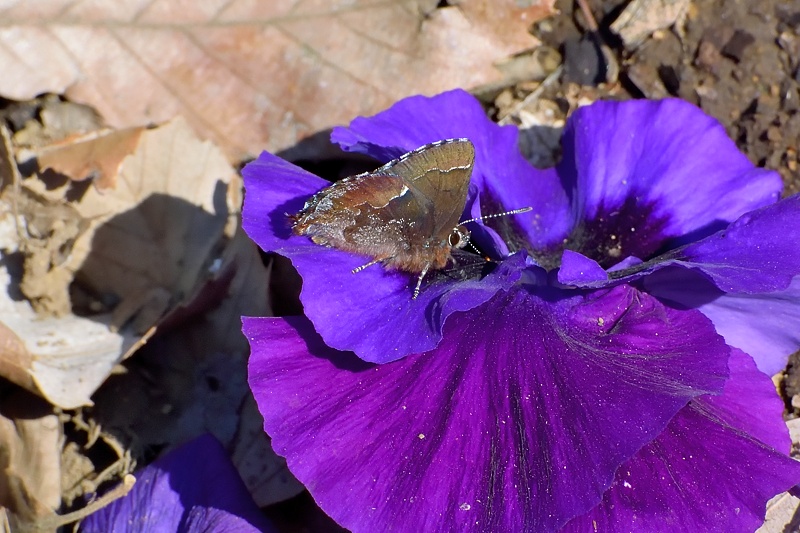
[376,139,474,243]
[293,139,475,273]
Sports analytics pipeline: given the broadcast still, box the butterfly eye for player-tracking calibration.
[449,226,470,248]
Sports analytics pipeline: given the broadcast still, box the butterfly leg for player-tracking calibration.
[352,258,384,274]
[412,263,431,300]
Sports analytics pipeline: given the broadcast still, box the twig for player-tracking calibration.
[498,66,563,125]
[576,0,600,32]
[27,474,137,531]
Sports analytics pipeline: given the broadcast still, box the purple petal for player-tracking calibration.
[560,194,800,296]
[707,348,792,452]
[607,255,643,272]
[557,250,607,284]
[563,349,800,533]
[675,193,800,292]
[645,267,800,376]
[242,150,524,363]
[81,434,274,533]
[330,89,573,250]
[559,99,781,264]
[245,285,729,532]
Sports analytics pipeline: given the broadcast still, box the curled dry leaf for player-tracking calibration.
[13,191,88,316]
[0,116,239,408]
[0,0,555,159]
[25,116,239,333]
[0,390,61,528]
[232,396,305,506]
[17,127,145,190]
[0,206,142,409]
[12,95,142,191]
[11,96,104,149]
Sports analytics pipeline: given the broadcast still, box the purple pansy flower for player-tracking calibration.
[81,434,274,533]
[242,90,800,532]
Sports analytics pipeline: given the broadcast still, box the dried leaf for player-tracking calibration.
[0,116,239,408]
[13,192,88,317]
[12,97,104,150]
[610,0,690,48]
[0,0,555,159]
[232,397,304,506]
[757,492,800,533]
[0,208,142,408]
[0,391,61,526]
[789,416,800,446]
[17,127,145,190]
[24,116,239,333]
[757,418,800,532]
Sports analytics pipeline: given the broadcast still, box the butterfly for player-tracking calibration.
[292,139,530,298]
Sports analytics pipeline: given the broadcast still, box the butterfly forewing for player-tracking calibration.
[376,140,474,240]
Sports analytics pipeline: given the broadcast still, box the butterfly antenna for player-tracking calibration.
[459,206,532,225]
[465,240,483,256]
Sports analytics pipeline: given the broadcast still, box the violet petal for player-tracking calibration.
[645,267,800,376]
[675,193,800,292]
[563,349,800,533]
[559,99,781,263]
[242,150,524,363]
[80,434,273,533]
[557,250,607,284]
[705,348,793,453]
[245,284,728,532]
[560,194,800,295]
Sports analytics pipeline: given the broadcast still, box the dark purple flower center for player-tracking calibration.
[480,186,672,271]
[563,197,671,268]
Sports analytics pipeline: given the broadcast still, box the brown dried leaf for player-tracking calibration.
[0,0,554,160]
[0,116,238,408]
[232,396,304,506]
[17,127,145,190]
[12,191,88,317]
[24,116,239,334]
[0,323,33,397]
[0,391,61,526]
[0,208,142,408]
[12,97,104,151]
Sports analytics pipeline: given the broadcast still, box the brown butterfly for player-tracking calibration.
[292,139,529,298]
